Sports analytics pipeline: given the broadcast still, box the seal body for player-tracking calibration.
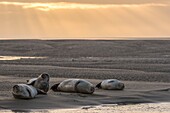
[12,84,38,99]
[51,79,95,94]
[27,73,50,92]
[96,79,125,90]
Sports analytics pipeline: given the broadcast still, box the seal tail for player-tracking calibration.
[96,82,102,88]
[50,83,60,92]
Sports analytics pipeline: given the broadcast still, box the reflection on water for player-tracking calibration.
[0,56,45,60]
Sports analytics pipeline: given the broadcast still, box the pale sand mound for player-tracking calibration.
[55,103,170,113]
[47,103,170,113]
[39,103,170,113]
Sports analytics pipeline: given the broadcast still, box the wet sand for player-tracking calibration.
[1,103,170,113]
[0,76,170,111]
[0,40,170,112]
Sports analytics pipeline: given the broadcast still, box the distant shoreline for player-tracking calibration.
[0,37,170,41]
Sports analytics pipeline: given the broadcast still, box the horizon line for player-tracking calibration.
[0,37,170,41]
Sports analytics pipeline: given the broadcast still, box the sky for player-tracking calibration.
[0,0,170,40]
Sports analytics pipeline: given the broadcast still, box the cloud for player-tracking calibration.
[0,1,169,11]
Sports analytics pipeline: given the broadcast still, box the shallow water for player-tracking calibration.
[0,56,45,60]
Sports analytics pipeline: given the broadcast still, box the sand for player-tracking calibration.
[0,40,170,112]
[0,76,170,111]
[0,103,170,113]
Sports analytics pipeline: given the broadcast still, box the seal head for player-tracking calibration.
[12,84,38,99]
[27,73,50,92]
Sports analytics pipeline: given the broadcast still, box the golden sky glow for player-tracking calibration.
[0,0,170,39]
[0,2,168,11]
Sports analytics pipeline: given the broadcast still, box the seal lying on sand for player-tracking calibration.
[27,73,50,92]
[96,79,125,90]
[51,79,95,94]
[12,84,46,99]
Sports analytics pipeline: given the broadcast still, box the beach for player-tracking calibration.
[0,40,170,112]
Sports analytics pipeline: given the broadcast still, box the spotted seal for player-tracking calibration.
[27,73,50,92]
[96,79,125,90]
[51,79,95,94]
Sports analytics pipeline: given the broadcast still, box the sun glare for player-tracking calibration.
[0,2,168,11]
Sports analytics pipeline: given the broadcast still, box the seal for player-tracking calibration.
[27,73,50,92]
[51,79,95,94]
[96,79,125,90]
[12,84,46,99]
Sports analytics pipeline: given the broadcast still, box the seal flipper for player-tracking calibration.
[75,81,81,93]
[27,80,35,85]
[27,78,37,85]
[50,83,60,92]
[96,82,102,89]
[37,89,47,95]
